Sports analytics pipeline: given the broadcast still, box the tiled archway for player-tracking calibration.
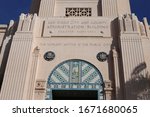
[46,59,104,100]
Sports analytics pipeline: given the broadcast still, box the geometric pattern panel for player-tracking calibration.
[48,60,103,85]
[46,59,104,100]
[66,8,92,17]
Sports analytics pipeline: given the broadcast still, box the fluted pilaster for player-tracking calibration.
[23,47,40,99]
[39,0,55,17]
[102,0,118,17]
[0,33,33,99]
[112,47,121,99]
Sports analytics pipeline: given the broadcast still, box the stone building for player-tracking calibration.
[0,0,150,100]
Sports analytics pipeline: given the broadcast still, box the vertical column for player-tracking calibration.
[0,13,37,99]
[112,47,121,99]
[0,33,33,100]
[104,81,113,100]
[102,0,131,17]
[119,14,147,99]
[23,47,40,99]
[39,0,55,17]
[34,80,46,100]
[117,0,131,15]
[102,0,118,17]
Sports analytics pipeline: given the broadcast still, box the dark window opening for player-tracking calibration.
[52,90,98,100]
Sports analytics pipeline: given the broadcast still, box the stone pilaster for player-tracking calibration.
[119,14,146,99]
[102,0,118,17]
[23,47,40,99]
[34,80,46,100]
[39,0,55,17]
[0,33,33,99]
[112,47,122,99]
[102,0,131,17]
[104,81,113,100]
[0,14,37,100]
[117,0,131,15]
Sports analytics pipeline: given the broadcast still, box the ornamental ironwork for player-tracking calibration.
[66,8,92,17]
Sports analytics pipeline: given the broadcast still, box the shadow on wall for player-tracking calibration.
[125,72,150,100]
[97,0,102,16]
[118,62,150,100]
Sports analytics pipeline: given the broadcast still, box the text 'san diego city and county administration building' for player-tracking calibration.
[0,0,150,100]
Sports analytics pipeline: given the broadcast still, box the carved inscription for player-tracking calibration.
[40,42,111,47]
[43,18,111,37]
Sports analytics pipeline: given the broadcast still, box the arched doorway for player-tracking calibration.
[45,59,104,100]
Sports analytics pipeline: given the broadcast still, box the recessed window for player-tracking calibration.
[66,8,92,17]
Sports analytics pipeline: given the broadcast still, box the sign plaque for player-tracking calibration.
[43,17,111,37]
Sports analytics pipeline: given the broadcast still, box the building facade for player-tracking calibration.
[0,0,150,100]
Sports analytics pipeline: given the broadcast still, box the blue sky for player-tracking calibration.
[0,0,150,24]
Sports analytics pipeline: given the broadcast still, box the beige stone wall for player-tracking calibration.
[1,0,150,100]
[35,37,112,81]
[34,37,114,100]
[39,0,55,17]
[119,14,150,99]
[0,15,37,100]
[0,14,115,99]
[117,0,131,15]
[31,17,114,99]
[142,39,150,73]
[54,0,99,17]
[38,0,131,18]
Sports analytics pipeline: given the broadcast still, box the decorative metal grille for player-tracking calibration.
[66,8,92,17]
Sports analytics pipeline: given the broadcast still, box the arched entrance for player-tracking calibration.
[45,59,104,100]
